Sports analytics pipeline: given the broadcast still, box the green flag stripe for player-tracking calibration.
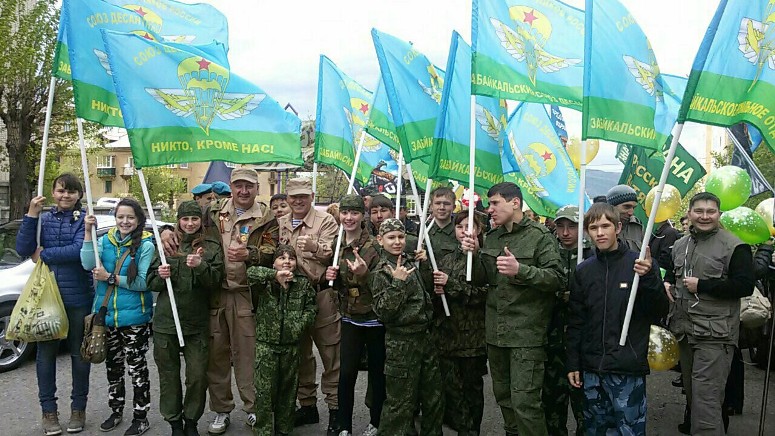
[430,138,503,189]
[72,80,123,126]
[366,109,400,151]
[53,41,72,81]
[471,54,582,110]
[583,96,667,150]
[314,132,356,175]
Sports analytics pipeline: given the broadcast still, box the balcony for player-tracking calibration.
[97,167,116,178]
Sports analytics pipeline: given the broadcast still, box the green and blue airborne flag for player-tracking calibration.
[503,102,590,215]
[314,55,395,184]
[63,0,229,127]
[365,79,402,151]
[472,0,584,110]
[678,0,775,152]
[372,28,446,163]
[53,16,71,80]
[430,32,505,191]
[100,30,301,168]
[582,0,686,150]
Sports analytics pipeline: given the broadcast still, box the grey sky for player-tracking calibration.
[202,0,726,171]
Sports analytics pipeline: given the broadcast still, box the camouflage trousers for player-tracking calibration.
[381,331,443,436]
[153,331,209,422]
[543,344,585,435]
[582,372,646,436]
[253,341,300,435]
[439,355,487,435]
[106,324,151,419]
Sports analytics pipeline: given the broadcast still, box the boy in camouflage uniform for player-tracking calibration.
[542,205,591,435]
[371,219,443,435]
[247,245,317,436]
[431,212,488,435]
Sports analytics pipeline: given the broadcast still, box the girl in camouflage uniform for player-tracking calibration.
[431,212,488,436]
[147,201,224,436]
[247,245,317,436]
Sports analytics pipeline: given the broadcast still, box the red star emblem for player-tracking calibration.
[541,151,553,161]
[359,103,369,114]
[134,7,147,17]
[141,32,154,40]
[523,9,538,26]
[197,58,211,70]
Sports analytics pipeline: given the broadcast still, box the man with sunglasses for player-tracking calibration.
[664,192,755,436]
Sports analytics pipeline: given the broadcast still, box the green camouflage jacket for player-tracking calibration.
[333,227,380,322]
[371,252,434,335]
[247,266,317,345]
[428,220,458,261]
[148,233,224,335]
[433,247,487,357]
[478,215,566,348]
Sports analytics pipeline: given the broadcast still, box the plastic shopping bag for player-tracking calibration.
[6,260,69,342]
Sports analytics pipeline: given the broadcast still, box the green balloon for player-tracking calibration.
[705,166,752,211]
[720,207,771,244]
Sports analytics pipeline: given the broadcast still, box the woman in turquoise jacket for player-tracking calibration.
[81,198,155,436]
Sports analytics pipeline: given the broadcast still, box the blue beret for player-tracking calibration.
[211,181,231,195]
[191,183,213,196]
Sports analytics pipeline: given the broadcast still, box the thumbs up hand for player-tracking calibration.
[496,246,520,276]
[186,247,204,268]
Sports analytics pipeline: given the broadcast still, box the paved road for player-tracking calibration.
[1,342,774,435]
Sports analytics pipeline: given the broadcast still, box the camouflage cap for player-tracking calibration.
[177,200,203,219]
[273,244,297,262]
[230,167,258,184]
[379,218,405,236]
[554,204,580,223]
[339,194,365,213]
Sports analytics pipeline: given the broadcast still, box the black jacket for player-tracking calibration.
[567,240,669,376]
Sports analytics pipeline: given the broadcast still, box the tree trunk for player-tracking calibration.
[6,117,33,220]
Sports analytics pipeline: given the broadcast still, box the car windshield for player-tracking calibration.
[0,221,24,268]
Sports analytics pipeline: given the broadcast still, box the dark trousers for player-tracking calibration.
[153,331,209,423]
[439,355,487,434]
[36,304,92,413]
[106,324,151,419]
[337,322,386,432]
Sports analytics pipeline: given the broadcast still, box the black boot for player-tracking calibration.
[183,419,199,436]
[294,405,319,427]
[170,420,184,436]
[677,404,691,434]
[327,409,339,436]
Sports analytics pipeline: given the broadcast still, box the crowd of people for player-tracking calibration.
[15,169,770,436]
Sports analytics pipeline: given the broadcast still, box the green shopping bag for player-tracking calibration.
[6,259,69,342]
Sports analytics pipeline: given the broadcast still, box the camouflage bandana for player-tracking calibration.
[379,218,405,236]
[339,194,365,213]
[177,200,203,219]
[273,244,297,262]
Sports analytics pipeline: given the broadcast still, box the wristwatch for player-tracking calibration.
[107,273,117,286]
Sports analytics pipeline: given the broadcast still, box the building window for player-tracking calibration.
[179,163,188,169]
[181,178,188,190]
[97,155,115,168]
[104,180,112,193]
[127,156,134,168]
[166,164,177,169]
[270,183,275,196]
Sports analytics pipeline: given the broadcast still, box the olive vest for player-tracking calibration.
[670,228,743,345]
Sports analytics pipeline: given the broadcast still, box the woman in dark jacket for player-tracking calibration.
[16,174,92,435]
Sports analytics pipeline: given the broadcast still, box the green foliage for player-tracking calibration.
[0,1,99,218]
[127,167,187,211]
[314,163,349,204]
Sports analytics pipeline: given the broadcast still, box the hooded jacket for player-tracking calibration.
[566,240,668,376]
[81,228,155,327]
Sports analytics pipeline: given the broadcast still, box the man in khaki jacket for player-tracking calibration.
[278,178,340,434]
[161,167,278,435]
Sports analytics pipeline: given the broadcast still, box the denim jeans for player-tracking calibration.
[37,304,91,413]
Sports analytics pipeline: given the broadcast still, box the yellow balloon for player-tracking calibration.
[566,138,600,169]
[644,184,682,223]
[755,198,775,237]
[648,325,680,371]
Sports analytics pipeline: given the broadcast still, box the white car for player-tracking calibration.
[0,215,167,372]
[95,197,121,208]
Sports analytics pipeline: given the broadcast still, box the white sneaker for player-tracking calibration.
[246,412,256,427]
[338,431,351,436]
[208,413,230,435]
[362,423,378,436]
